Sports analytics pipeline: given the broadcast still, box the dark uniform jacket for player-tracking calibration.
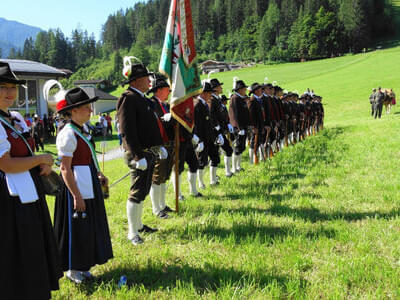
[229,93,250,130]
[116,87,163,160]
[194,98,214,144]
[248,95,264,130]
[262,94,276,127]
[150,96,175,141]
[210,94,225,135]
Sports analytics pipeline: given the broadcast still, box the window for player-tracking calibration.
[12,80,38,114]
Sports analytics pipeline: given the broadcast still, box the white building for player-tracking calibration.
[74,80,118,115]
[0,59,67,117]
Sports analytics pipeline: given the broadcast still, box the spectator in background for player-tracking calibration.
[105,112,112,136]
[48,113,55,138]
[24,113,32,128]
[99,113,108,138]
[32,114,44,151]
[115,116,122,149]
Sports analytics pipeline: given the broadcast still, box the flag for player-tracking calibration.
[159,0,201,132]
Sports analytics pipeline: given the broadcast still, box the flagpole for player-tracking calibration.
[174,123,180,213]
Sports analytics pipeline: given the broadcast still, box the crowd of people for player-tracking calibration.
[0,58,324,298]
[369,87,396,118]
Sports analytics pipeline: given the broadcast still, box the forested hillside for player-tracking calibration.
[8,0,395,86]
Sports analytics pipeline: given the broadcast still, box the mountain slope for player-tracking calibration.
[0,17,41,57]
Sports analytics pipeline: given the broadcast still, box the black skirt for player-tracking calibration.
[0,168,63,300]
[54,163,113,272]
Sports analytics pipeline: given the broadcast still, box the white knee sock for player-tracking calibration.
[210,166,218,184]
[188,172,199,195]
[224,156,232,176]
[197,169,205,188]
[160,183,167,211]
[150,184,161,215]
[249,148,254,164]
[127,201,140,240]
[232,154,238,174]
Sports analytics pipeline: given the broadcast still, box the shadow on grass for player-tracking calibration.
[78,262,307,296]
[266,204,400,223]
[221,127,348,205]
[162,219,336,244]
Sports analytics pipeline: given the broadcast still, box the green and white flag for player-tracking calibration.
[159,0,201,132]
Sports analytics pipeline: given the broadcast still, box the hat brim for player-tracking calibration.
[212,82,224,88]
[0,76,26,85]
[57,96,99,114]
[232,86,248,92]
[122,72,154,86]
[147,83,170,94]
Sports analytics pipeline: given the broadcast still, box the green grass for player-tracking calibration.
[47,43,400,299]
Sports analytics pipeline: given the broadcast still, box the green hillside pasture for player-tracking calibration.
[51,47,400,298]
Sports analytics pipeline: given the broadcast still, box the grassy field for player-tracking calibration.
[48,43,400,299]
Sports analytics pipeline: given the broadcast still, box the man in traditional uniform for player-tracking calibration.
[374,87,385,119]
[117,59,168,245]
[369,88,376,117]
[194,81,223,188]
[147,74,175,219]
[247,83,264,164]
[210,78,234,177]
[229,79,250,173]
[261,83,277,157]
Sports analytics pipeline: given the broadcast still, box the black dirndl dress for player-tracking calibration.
[54,132,113,272]
[0,127,62,300]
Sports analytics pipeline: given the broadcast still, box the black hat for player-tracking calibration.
[123,62,154,85]
[232,80,248,92]
[249,82,262,95]
[263,83,273,89]
[0,62,26,85]
[57,87,98,113]
[220,95,228,103]
[210,78,223,89]
[147,73,170,94]
[202,81,215,93]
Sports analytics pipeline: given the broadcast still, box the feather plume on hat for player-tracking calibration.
[207,70,217,80]
[43,80,67,111]
[233,76,239,90]
[272,80,278,87]
[264,77,269,84]
[122,56,142,79]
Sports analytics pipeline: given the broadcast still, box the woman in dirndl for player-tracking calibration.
[0,62,62,299]
[53,87,113,284]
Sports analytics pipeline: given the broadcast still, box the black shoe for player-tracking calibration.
[157,211,169,219]
[210,181,220,186]
[226,173,233,178]
[138,224,158,233]
[162,205,174,213]
[194,192,203,198]
[130,235,144,245]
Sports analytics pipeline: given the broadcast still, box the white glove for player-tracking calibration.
[215,125,221,131]
[158,146,168,160]
[228,124,234,133]
[192,134,200,145]
[216,134,224,146]
[161,113,172,122]
[239,129,246,136]
[195,141,204,153]
[135,158,147,171]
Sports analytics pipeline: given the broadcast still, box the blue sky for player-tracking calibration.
[2,0,144,40]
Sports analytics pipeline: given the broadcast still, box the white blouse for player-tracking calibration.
[0,123,11,158]
[56,125,94,199]
[56,126,77,157]
[0,111,29,158]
